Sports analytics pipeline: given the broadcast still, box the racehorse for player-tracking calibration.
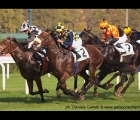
[0,36,51,102]
[32,29,80,95]
[33,31,103,100]
[79,28,140,97]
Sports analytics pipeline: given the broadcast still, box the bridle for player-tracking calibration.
[0,38,18,56]
[80,30,104,47]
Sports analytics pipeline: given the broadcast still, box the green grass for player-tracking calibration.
[0,72,140,111]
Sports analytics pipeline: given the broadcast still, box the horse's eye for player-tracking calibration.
[4,43,8,45]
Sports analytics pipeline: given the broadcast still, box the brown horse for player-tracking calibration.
[32,29,79,96]
[0,36,51,102]
[79,28,140,97]
[33,31,103,100]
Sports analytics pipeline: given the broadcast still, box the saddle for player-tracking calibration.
[30,49,49,74]
[113,43,135,62]
[113,43,135,56]
[71,46,89,62]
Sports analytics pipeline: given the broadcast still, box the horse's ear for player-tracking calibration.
[89,27,92,31]
[7,36,10,38]
[87,27,92,31]
[84,28,87,31]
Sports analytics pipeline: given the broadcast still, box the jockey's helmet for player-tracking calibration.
[19,22,30,32]
[55,23,65,33]
[123,27,132,35]
[99,19,109,29]
[57,22,64,29]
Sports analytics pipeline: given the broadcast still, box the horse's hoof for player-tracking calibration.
[106,84,114,89]
[109,84,114,87]
[44,89,49,93]
[57,94,61,98]
[41,100,45,103]
[102,83,107,87]
[93,92,98,97]
[75,90,82,95]
[74,89,78,93]
[114,92,119,97]
[77,95,85,100]
[117,91,122,97]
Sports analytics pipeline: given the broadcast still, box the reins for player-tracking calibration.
[41,31,67,54]
[0,38,18,55]
[0,38,25,62]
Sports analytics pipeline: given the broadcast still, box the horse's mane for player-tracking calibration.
[44,29,69,53]
[80,29,106,50]
[12,37,18,43]
[80,29,119,61]
[13,38,28,52]
[6,36,28,52]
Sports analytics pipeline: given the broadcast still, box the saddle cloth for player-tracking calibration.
[71,46,89,62]
[136,40,140,44]
[116,43,135,56]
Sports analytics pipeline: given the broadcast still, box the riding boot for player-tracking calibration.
[30,49,42,60]
[71,49,81,60]
[39,47,47,57]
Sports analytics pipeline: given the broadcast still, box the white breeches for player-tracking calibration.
[72,38,82,48]
[28,41,34,49]
[113,34,127,45]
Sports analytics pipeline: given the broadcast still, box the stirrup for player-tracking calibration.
[35,67,40,72]
[120,51,126,55]
[37,61,42,65]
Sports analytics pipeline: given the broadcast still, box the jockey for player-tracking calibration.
[99,19,127,54]
[52,22,82,60]
[19,22,41,48]
[19,22,46,58]
[123,26,140,42]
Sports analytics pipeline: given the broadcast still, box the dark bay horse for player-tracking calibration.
[34,31,103,100]
[79,28,140,97]
[0,36,51,102]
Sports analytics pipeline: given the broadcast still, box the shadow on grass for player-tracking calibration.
[0,90,120,103]
[0,95,82,103]
[84,91,119,100]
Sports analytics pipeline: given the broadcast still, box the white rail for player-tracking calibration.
[0,55,29,94]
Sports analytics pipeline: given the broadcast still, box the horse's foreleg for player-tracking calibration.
[27,80,44,101]
[78,71,90,92]
[34,77,49,102]
[102,71,120,89]
[74,74,78,92]
[57,73,77,97]
[26,77,49,102]
[79,69,96,98]
[27,80,33,95]
[118,85,123,93]
[93,70,109,97]
[121,73,135,94]
[114,73,127,97]
[56,78,61,98]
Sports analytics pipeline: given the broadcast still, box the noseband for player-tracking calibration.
[0,38,18,55]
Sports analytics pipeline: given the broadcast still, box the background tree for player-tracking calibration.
[0,9,23,33]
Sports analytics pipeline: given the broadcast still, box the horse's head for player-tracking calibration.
[0,36,17,56]
[79,28,104,46]
[32,31,51,51]
[32,31,55,52]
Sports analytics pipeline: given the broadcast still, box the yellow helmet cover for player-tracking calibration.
[123,27,132,34]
